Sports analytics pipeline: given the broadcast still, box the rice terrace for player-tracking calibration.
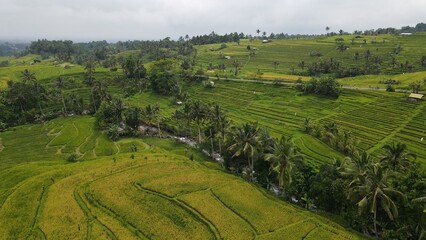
[1,1,426,239]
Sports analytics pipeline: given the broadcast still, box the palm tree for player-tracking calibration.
[380,142,415,171]
[84,61,95,86]
[217,115,231,154]
[412,196,426,212]
[337,130,357,155]
[191,100,207,144]
[22,69,44,114]
[265,136,303,192]
[340,151,373,180]
[174,102,193,137]
[302,118,313,133]
[256,29,260,38]
[410,195,426,240]
[143,104,161,137]
[111,98,125,125]
[56,77,67,115]
[22,69,36,84]
[153,104,161,138]
[323,122,339,144]
[85,61,97,112]
[209,105,231,154]
[66,94,83,114]
[232,59,242,76]
[348,163,406,237]
[228,123,262,181]
[91,81,109,113]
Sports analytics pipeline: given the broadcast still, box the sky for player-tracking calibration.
[0,0,425,42]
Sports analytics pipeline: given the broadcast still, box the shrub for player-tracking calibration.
[67,154,78,163]
[386,84,395,92]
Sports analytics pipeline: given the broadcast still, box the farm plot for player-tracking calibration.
[321,91,422,152]
[0,116,123,168]
[388,103,426,164]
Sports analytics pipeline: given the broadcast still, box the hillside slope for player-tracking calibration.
[0,116,363,239]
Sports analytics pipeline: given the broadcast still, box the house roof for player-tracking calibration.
[408,93,424,99]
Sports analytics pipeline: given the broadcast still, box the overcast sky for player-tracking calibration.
[0,0,425,42]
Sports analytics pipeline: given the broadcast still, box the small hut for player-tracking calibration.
[407,93,423,102]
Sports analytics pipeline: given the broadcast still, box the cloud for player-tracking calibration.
[0,0,425,41]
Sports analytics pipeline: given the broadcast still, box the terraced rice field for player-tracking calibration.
[0,117,363,239]
[195,33,426,83]
[0,116,121,169]
[129,80,426,166]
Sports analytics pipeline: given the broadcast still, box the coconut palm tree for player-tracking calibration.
[111,98,125,125]
[337,130,357,155]
[340,151,373,180]
[228,123,262,181]
[90,81,109,113]
[22,69,36,84]
[265,136,303,192]
[174,102,193,137]
[323,122,339,144]
[348,163,406,237]
[410,195,426,240]
[56,77,67,115]
[232,59,242,76]
[85,61,98,112]
[209,105,231,154]
[22,69,44,114]
[302,118,313,133]
[143,104,161,137]
[191,100,207,144]
[380,142,415,171]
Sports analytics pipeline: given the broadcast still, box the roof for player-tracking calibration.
[408,93,424,99]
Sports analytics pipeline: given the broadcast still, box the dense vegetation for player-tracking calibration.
[0,27,426,239]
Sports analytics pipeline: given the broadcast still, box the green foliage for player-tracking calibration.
[67,153,78,162]
[386,84,395,92]
[28,39,74,61]
[124,106,142,131]
[299,76,341,98]
[106,124,120,141]
[309,163,346,213]
[148,58,179,95]
[265,136,303,189]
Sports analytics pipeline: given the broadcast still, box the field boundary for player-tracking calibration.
[134,183,221,239]
[210,189,259,235]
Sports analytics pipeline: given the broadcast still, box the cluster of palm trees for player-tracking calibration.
[214,116,425,238]
[174,101,230,152]
[303,118,358,156]
[172,101,302,189]
[339,143,425,238]
[223,122,303,189]
[94,97,161,141]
